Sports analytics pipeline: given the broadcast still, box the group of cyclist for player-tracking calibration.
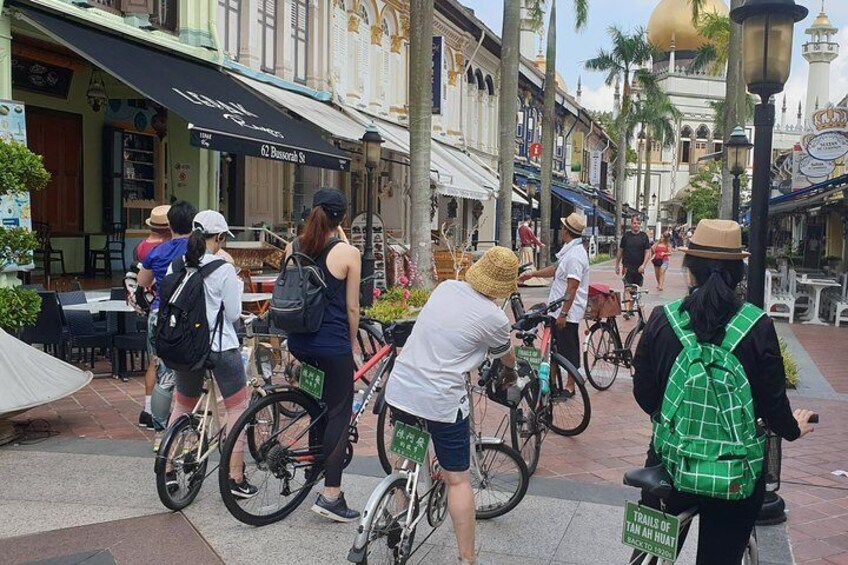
[135,186,817,565]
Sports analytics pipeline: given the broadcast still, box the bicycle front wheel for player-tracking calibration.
[546,355,591,436]
[360,477,416,565]
[509,378,542,476]
[219,390,324,526]
[155,415,209,511]
[472,442,529,520]
[583,322,621,391]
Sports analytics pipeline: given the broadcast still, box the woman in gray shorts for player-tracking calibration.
[165,210,258,500]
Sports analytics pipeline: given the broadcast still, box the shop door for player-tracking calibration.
[27,108,83,234]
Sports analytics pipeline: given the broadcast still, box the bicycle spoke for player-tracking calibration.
[365,479,412,565]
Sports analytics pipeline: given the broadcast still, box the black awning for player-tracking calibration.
[17,6,350,171]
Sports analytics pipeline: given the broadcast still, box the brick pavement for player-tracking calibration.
[790,324,848,393]
[9,250,848,563]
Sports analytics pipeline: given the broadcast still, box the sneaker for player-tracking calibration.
[229,477,259,499]
[164,471,179,494]
[311,492,360,523]
[138,411,155,430]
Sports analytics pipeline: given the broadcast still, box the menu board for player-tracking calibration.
[0,100,27,145]
[350,213,387,290]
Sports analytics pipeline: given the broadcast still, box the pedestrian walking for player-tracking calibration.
[517,217,544,270]
[651,233,672,291]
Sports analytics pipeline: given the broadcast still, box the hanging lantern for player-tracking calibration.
[86,69,108,112]
[151,106,168,140]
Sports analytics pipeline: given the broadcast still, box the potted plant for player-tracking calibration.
[0,139,51,333]
[364,276,431,324]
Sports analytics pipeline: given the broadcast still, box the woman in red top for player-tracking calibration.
[651,232,672,291]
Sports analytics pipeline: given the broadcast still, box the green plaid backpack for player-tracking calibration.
[652,299,766,501]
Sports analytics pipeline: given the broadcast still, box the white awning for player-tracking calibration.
[230,74,405,154]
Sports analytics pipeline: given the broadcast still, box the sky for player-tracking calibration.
[458,0,848,115]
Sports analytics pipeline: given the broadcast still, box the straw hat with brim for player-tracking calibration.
[680,219,750,260]
[465,246,519,299]
[560,213,587,237]
[146,205,171,229]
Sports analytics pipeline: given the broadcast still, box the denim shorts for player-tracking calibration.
[391,407,470,472]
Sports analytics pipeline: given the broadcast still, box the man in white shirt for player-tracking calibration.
[385,246,519,565]
[518,213,589,395]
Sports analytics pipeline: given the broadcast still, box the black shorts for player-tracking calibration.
[623,269,644,288]
[554,322,581,371]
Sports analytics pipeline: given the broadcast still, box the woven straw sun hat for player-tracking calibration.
[560,213,587,237]
[680,219,750,260]
[145,205,171,229]
[465,246,519,299]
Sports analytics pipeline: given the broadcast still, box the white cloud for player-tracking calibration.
[578,82,616,113]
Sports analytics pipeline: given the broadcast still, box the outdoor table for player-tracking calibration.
[250,275,278,292]
[798,277,841,325]
[242,293,273,303]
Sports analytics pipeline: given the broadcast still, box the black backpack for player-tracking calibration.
[271,237,341,334]
[156,256,227,372]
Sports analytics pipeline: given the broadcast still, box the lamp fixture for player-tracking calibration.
[86,69,108,112]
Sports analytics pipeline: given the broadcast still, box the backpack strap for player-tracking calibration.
[720,303,766,352]
[197,258,228,352]
[663,299,699,350]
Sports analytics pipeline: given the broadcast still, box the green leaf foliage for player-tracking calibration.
[780,339,799,389]
[0,140,51,195]
[0,287,41,332]
[683,161,722,223]
[0,227,38,267]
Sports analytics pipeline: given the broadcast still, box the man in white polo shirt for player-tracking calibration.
[519,213,589,395]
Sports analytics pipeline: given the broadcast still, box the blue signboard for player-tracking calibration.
[432,36,443,115]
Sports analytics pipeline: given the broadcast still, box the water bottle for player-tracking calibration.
[352,390,366,414]
[538,361,551,396]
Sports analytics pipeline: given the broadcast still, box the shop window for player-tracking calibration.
[258,0,277,73]
[292,0,309,84]
[92,0,119,13]
[218,0,241,60]
[151,0,178,32]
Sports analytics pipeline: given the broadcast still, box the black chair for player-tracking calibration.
[88,223,127,277]
[107,287,148,381]
[57,291,114,368]
[20,291,68,359]
[32,222,65,278]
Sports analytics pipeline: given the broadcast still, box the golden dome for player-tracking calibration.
[534,52,568,92]
[647,0,729,52]
[809,11,837,31]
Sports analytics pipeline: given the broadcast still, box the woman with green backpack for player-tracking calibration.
[632,219,816,564]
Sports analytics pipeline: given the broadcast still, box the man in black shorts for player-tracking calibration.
[616,215,652,287]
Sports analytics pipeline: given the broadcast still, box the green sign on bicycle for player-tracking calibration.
[299,364,325,399]
[514,346,542,370]
[622,501,680,562]
[390,422,430,466]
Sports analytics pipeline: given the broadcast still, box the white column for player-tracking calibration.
[0,12,11,99]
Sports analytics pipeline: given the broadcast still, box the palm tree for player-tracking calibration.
[497,0,522,249]
[409,0,435,288]
[689,0,745,220]
[632,89,682,213]
[585,27,654,242]
[539,0,589,266]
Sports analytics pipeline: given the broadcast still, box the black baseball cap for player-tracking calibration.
[313,187,347,220]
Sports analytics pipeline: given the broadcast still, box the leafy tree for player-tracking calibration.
[683,160,722,223]
[590,110,638,177]
[631,88,682,210]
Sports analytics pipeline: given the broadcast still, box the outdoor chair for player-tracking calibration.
[765,270,796,324]
[32,221,65,278]
[19,291,68,359]
[57,291,114,369]
[88,223,127,277]
[787,270,813,319]
[107,288,148,380]
[823,274,848,328]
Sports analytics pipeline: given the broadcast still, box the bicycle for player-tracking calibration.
[507,294,592,475]
[622,415,819,564]
[348,366,529,565]
[216,320,413,526]
[582,284,648,391]
[154,314,276,511]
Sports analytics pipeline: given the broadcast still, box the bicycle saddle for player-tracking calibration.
[623,465,674,500]
[385,320,416,347]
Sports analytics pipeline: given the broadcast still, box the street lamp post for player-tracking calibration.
[731,0,808,526]
[725,126,754,223]
[360,125,384,308]
[592,195,599,237]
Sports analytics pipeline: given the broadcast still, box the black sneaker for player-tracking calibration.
[311,493,360,523]
[229,477,259,499]
[138,411,155,430]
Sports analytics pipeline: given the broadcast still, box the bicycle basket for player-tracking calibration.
[584,287,622,320]
[763,430,782,492]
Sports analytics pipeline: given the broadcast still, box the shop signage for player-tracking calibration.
[351,213,386,290]
[529,142,542,158]
[589,151,603,186]
[622,501,680,561]
[432,36,444,115]
[806,131,848,162]
[571,133,584,173]
[0,100,27,145]
[11,57,73,99]
[190,130,350,171]
[799,155,835,180]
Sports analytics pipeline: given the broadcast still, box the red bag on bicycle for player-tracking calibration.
[585,284,622,320]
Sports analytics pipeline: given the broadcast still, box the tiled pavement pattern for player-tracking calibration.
[7,251,848,563]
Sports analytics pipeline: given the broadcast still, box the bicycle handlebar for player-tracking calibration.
[512,295,569,331]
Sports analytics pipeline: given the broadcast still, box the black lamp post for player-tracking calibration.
[360,125,384,307]
[725,126,754,223]
[731,0,808,526]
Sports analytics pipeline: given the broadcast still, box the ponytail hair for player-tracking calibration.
[299,206,341,256]
[185,228,207,268]
[680,255,746,343]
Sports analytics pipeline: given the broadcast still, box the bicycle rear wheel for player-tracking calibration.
[155,415,209,511]
[359,477,416,565]
[472,442,529,519]
[509,378,542,476]
[218,390,324,526]
[546,355,591,436]
[583,322,621,391]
